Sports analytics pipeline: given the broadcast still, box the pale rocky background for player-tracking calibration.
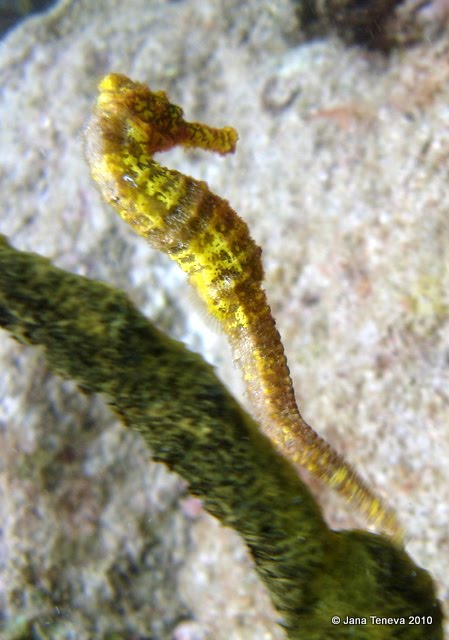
[0,1,448,638]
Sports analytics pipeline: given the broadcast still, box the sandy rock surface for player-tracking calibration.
[0,1,448,638]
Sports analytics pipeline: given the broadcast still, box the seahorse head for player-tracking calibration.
[97,73,186,156]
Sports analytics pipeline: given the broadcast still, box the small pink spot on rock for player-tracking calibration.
[180,496,204,519]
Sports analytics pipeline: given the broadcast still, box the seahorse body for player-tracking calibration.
[85,73,399,536]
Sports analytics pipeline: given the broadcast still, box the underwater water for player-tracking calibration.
[0,1,448,638]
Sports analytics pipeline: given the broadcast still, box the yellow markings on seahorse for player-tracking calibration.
[85,73,401,537]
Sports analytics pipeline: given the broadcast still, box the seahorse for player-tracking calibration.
[85,73,399,536]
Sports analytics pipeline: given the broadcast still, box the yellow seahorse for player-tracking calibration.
[85,73,400,536]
